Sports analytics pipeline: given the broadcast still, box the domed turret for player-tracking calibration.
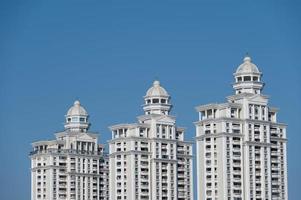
[67,100,88,116]
[145,80,169,97]
[64,100,90,132]
[236,56,260,74]
[143,80,172,115]
[233,55,264,94]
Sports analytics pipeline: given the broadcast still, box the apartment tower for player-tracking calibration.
[30,101,109,200]
[195,56,288,200]
[109,80,193,200]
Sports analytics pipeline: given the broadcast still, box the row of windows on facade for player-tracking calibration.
[236,75,260,82]
[113,128,149,138]
[115,141,190,149]
[115,154,147,160]
[115,146,189,155]
[36,176,105,184]
[145,98,168,104]
[113,126,184,139]
[36,191,108,199]
[200,104,276,121]
[115,169,189,181]
[36,182,108,194]
[33,143,103,154]
[116,158,190,171]
[36,158,105,168]
[67,116,87,123]
[203,123,284,140]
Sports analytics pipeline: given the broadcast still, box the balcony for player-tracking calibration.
[233,148,241,153]
[29,148,104,156]
[233,152,241,158]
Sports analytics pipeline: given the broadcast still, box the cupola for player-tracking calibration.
[233,56,264,94]
[143,80,172,115]
[64,100,90,132]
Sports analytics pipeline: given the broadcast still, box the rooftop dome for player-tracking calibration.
[236,56,261,74]
[145,80,169,97]
[66,100,88,116]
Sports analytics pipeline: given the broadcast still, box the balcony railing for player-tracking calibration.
[30,148,105,156]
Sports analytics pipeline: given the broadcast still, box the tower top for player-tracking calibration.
[66,100,88,116]
[64,100,90,132]
[235,55,261,75]
[143,80,172,115]
[145,80,169,98]
[233,56,264,95]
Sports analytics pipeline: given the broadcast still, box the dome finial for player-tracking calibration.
[74,100,80,106]
[67,100,88,116]
[145,80,169,97]
[153,80,160,86]
[243,53,251,63]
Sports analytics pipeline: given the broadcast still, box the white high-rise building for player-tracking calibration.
[109,80,193,200]
[30,101,109,200]
[195,56,288,200]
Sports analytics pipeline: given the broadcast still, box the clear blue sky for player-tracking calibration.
[0,1,300,199]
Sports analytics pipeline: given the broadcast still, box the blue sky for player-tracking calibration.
[0,1,300,199]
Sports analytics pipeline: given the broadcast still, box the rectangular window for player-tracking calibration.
[244,76,251,81]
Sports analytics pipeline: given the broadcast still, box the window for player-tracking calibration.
[231,108,236,118]
[255,106,258,115]
[72,117,78,122]
[161,99,166,103]
[153,99,159,103]
[244,76,251,81]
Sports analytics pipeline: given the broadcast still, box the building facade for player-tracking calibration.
[109,80,193,200]
[195,56,288,200]
[30,101,109,200]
